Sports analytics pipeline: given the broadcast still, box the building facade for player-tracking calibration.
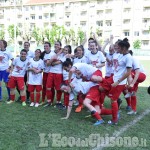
[0,0,150,49]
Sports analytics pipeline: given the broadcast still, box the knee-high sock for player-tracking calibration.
[111,101,118,122]
[126,97,131,107]
[101,108,112,115]
[131,96,137,111]
[56,90,62,102]
[36,92,40,103]
[6,87,10,98]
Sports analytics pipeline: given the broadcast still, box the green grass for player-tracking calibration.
[0,60,150,150]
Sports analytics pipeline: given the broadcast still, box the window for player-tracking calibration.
[106,20,112,26]
[96,21,103,26]
[26,17,29,20]
[50,13,55,18]
[39,16,42,19]
[31,15,35,19]
[142,41,149,46]
[31,6,35,10]
[39,6,42,10]
[81,11,87,16]
[80,21,86,26]
[123,19,130,24]
[65,22,71,27]
[25,7,29,11]
[124,31,130,36]
[134,31,139,36]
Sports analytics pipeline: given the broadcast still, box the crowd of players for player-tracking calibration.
[0,35,146,125]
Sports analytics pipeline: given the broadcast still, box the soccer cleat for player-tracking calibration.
[7,100,14,104]
[22,102,27,106]
[75,105,83,113]
[43,102,52,107]
[16,96,21,102]
[117,98,122,109]
[126,106,132,111]
[127,110,137,115]
[30,102,35,107]
[108,120,118,125]
[93,119,104,126]
[39,102,45,106]
[35,103,39,107]
[73,100,79,106]
[26,99,30,104]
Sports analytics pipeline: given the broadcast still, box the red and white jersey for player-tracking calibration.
[73,56,87,64]
[69,77,98,100]
[113,53,132,85]
[49,53,64,74]
[28,58,44,85]
[73,63,97,80]
[43,51,55,73]
[27,50,34,59]
[84,48,91,57]
[105,53,114,77]
[132,57,145,74]
[86,51,106,71]
[112,52,122,72]
[11,57,29,77]
[0,49,13,71]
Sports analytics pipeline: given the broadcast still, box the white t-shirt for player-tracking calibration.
[69,77,98,100]
[28,58,44,85]
[11,57,29,77]
[132,57,145,74]
[105,53,114,77]
[43,51,55,73]
[26,50,34,59]
[113,53,132,85]
[0,49,13,71]
[86,51,106,71]
[73,56,87,64]
[84,48,91,57]
[73,63,97,80]
[50,53,64,74]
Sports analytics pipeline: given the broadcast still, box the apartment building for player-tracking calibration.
[0,0,150,49]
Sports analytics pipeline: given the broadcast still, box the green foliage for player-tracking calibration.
[0,28,5,40]
[77,28,85,45]
[32,27,43,46]
[7,24,20,42]
[133,39,141,49]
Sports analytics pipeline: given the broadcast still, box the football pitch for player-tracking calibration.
[0,59,149,150]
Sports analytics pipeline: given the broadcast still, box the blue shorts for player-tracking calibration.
[0,70,9,83]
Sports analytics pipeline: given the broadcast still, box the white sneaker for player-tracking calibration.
[30,102,35,107]
[127,110,137,115]
[73,100,79,106]
[35,103,39,107]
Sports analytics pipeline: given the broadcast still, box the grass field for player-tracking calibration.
[0,60,150,150]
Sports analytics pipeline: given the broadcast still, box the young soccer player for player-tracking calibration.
[99,38,132,125]
[125,50,146,115]
[0,40,13,101]
[27,49,44,107]
[7,49,28,106]
[60,77,104,126]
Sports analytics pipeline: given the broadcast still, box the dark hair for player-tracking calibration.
[129,50,133,56]
[20,49,27,54]
[74,48,77,54]
[64,45,72,54]
[115,39,122,45]
[88,38,94,41]
[91,40,97,46]
[1,40,7,48]
[55,40,62,47]
[76,45,84,52]
[35,49,42,54]
[118,38,130,50]
[44,41,51,47]
[24,41,30,46]
[62,58,73,67]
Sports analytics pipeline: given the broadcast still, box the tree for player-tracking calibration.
[7,24,20,42]
[76,28,85,45]
[32,27,43,45]
[133,40,141,49]
[0,28,5,40]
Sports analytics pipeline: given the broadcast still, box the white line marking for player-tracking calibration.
[93,109,150,150]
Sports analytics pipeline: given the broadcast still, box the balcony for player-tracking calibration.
[142,24,150,30]
[141,34,150,40]
[122,23,132,30]
[142,11,150,18]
